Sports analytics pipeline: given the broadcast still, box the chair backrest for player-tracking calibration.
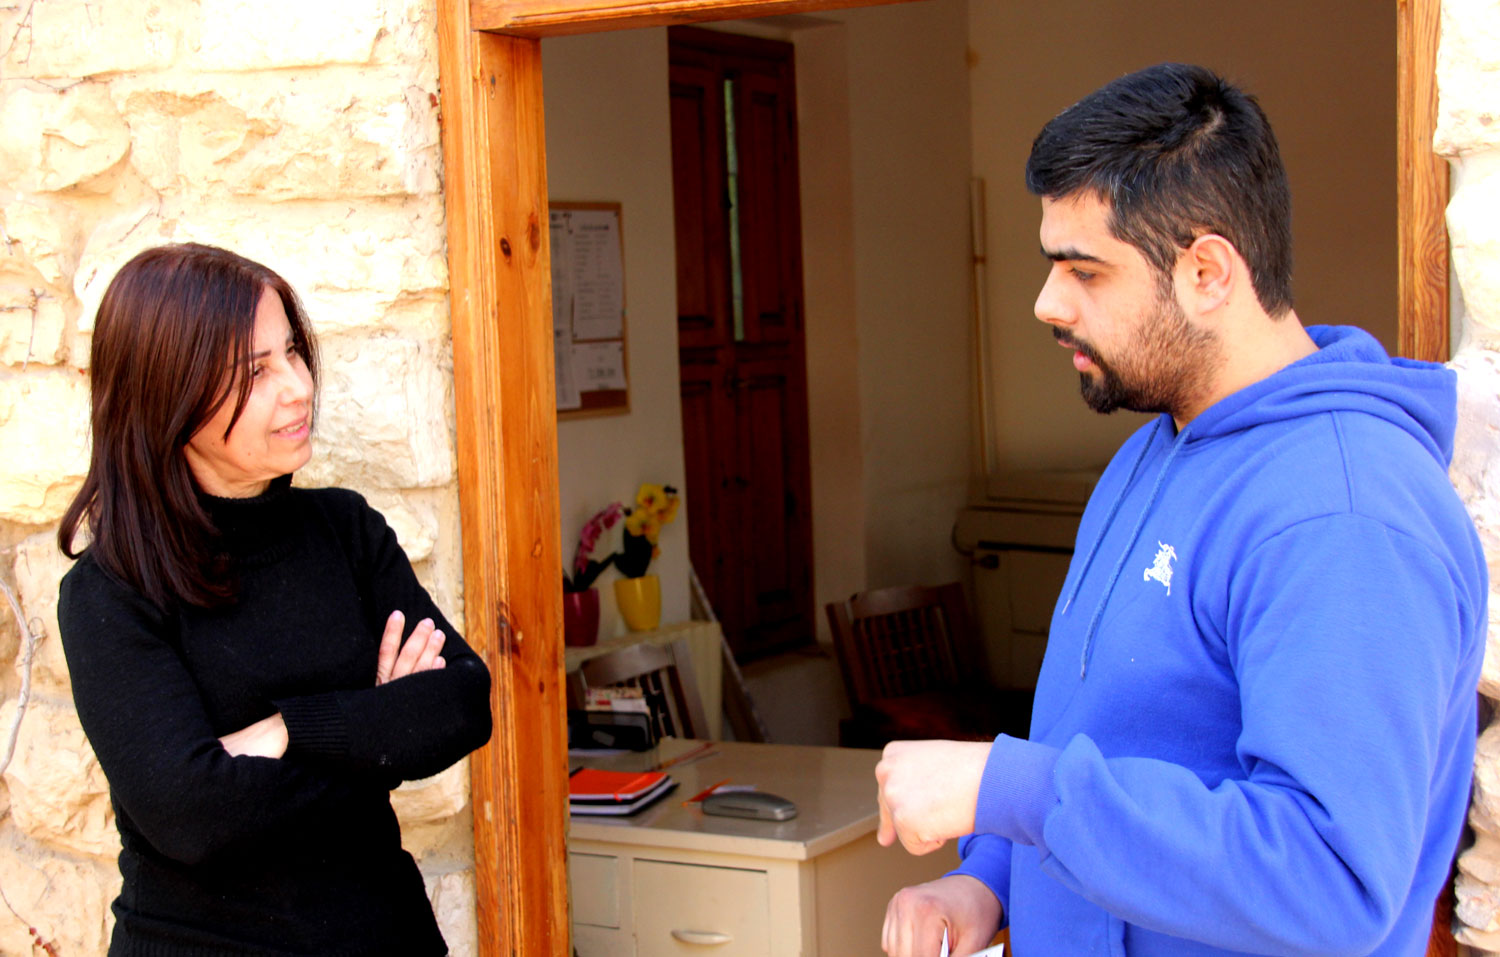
[573,638,711,741]
[826,583,975,709]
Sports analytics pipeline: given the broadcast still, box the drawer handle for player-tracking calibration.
[670,929,733,946]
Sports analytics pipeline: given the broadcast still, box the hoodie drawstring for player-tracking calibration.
[1067,418,1189,679]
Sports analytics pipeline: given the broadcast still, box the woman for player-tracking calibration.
[57,243,492,956]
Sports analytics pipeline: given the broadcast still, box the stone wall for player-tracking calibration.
[1439,0,1500,952]
[0,1,479,954]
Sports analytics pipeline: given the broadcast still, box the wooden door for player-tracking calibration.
[669,26,814,660]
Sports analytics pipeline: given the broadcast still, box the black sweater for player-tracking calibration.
[58,476,493,956]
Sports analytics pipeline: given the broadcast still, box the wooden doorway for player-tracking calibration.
[435,1,1451,955]
[669,26,816,661]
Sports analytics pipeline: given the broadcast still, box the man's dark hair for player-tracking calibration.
[1026,63,1293,316]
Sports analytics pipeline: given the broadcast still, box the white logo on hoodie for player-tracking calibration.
[1144,542,1177,595]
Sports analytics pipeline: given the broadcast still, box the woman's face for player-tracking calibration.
[184,287,314,498]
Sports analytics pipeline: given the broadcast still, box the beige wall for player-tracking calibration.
[543,30,692,635]
[840,0,974,591]
[971,0,1398,472]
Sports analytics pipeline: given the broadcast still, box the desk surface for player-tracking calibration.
[569,739,886,861]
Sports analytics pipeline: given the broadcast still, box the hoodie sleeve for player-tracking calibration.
[970,513,1476,955]
[949,833,1013,926]
[273,492,492,781]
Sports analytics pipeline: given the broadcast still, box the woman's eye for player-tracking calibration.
[250,364,267,380]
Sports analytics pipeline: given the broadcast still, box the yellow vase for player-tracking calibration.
[613,574,661,632]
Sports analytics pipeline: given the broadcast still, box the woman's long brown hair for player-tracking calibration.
[58,244,320,609]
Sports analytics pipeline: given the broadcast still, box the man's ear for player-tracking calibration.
[1179,233,1238,315]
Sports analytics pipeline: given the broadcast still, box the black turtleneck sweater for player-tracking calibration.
[58,477,492,956]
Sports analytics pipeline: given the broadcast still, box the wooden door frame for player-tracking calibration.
[436,1,1450,954]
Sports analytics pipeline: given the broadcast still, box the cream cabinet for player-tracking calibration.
[568,741,951,957]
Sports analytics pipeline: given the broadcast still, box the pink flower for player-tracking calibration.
[573,502,624,576]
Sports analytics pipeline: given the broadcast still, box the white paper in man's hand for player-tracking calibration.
[938,927,1004,957]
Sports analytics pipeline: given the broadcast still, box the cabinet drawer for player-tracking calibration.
[570,852,622,928]
[633,860,770,957]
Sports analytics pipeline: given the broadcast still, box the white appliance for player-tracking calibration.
[956,470,1098,690]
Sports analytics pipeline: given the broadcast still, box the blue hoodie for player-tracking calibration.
[952,326,1487,955]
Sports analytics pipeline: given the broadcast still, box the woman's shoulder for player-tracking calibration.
[289,484,393,547]
[292,483,371,515]
[59,549,170,630]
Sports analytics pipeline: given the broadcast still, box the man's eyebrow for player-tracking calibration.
[1041,245,1107,265]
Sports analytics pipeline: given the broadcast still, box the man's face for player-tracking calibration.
[1034,193,1220,418]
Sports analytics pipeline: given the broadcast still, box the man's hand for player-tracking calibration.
[375,610,447,685]
[883,874,1002,957]
[876,739,991,854]
[219,713,289,759]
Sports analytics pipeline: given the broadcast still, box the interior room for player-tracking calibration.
[547,0,1395,746]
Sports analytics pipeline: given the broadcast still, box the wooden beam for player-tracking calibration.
[472,0,918,36]
[1397,0,1449,363]
[436,5,571,956]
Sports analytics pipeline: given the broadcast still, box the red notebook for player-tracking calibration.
[568,768,669,802]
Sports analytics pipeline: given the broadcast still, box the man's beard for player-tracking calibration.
[1056,289,1221,417]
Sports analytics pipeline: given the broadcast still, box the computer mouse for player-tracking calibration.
[700,789,798,821]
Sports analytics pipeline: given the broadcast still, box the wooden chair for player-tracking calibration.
[826,583,1030,748]
[568,638,710,742]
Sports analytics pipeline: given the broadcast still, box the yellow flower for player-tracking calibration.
[625,509,649,536]
[636,483,667,513]
[641,516,663,544]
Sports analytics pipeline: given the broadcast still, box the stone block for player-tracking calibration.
[1,196,83,287]
[0,369,90,525]
[74,198,449,343]
[1474,723,1500,836]
[0,288,67,367]
[1462,833,1500,887]
[0,841,116,957]
[0,0,195,79]
[372,0,442,69]
[424,868,478,957]
[0,81,131,193]
[1459,864,1500,935]
[110,69,442,200]
[298,334,455,490]
[14,531,76,697]
[1449,152,1500,337]
[364,489,440,563]
[197,0,382,70]
[1,696,119,860]
[393,760,469,828]
[381,294,453,342]
[1436,0,1500,155]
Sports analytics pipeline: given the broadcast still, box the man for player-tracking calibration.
[877,63,1488,956]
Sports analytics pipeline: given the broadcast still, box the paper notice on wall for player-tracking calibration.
[566,209,624,340]
[572,340,627,392]
[555,325,581,410]
[550,213,573,337]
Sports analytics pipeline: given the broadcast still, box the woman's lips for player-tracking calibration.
[273,418,309,439]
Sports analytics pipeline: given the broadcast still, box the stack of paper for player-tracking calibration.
[568,768,677,816]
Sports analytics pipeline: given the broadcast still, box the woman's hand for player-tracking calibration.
[375,610,447,686]
[219,713,289,759]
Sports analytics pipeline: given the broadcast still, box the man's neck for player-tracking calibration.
[1174,309,1316,430]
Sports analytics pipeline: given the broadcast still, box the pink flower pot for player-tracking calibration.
[563,588,601,647]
